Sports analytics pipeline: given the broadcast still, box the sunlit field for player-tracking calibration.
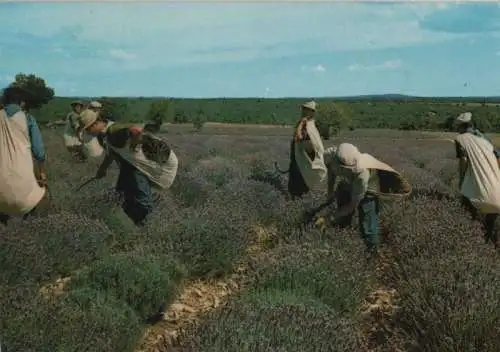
[1,126,499,352]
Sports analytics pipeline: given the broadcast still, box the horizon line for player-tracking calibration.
[51,94,500,100]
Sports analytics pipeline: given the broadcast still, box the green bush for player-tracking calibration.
[180,291,361,351]
[69,252,187,320]
[0,213,113,285]
[1,286,142,352]
[250,244,369,315]
[169,214,251,278]
[388,198,500,351]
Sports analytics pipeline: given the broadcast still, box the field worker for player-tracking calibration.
[322,143,411,259]
[79,110,178,227]
[454,112,500,248]
[88,100,102,112]
[287,100,327,199]
[0,86,49,225]
[63,100,86,161]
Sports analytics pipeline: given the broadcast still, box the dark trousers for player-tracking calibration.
[0,190,51,225]
[461,196,498,246]
[336,182,380,250]
[115,161,154,227]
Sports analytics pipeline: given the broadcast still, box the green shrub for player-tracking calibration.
[180,290,361,351]
[69,252,187,320]
[388,198,500,351]
[250,244,369,315]
[1,286,142,352]
[0,213,113,285]
[169,214,251,278]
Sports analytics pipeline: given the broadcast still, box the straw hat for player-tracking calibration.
[335,143,363,173]
[455,112,472,124]
[70,100,84,107]
[89,100,102,109]
[79,109,98,130]
[301,100,317,111]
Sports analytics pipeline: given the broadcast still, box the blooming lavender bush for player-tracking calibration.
[0,128,498,351]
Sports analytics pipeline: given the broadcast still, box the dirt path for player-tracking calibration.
[135,268,250,351]
[134,224,277,351]
[359,250,405,351]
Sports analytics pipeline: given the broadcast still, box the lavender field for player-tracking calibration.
[0,127,499,352]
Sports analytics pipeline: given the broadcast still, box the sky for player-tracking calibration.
[1,1,500,98]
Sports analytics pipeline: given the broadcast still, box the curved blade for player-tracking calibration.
[75,177,97,191]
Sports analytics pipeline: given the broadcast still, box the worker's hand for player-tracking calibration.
[129,126,143,150]
[95,167,107,179]
[313,216,327,233]
[37,172,48,188]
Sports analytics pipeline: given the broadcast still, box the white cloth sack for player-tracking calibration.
[81,132,105,158]
[63,118,81,148]
[64,114,105,158]
[456,133,500,214]
[107,133,178,190]
[324,146,411,200]
[294,119,327,189]
[357,153,411,200]
[0,109,46,215]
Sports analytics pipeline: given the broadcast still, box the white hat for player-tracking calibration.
[301,100,317,111]
[79,109,98,130]
[455,112,472,124]
[335,143,363,173]
[89,101,102,109]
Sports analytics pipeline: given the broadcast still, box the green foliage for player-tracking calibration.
[180,294,360,351]
[180,244,366,351]
[169,214,251,278]
[316,102,352,139]
[193,108,206,131]
[97,97,128,121]
[69,252,187,320]
[0,213,114,285]
[6,73,55,110]
[145,99,170,125]
[173,109,189,123]
[387,197,500,351]
[2,126,500,351]
[26,92,500,133]
[253,258,366,314]
[2,286,142,352]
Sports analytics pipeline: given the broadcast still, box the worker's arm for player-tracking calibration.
[27,114,46,162]
[458,157,467,189]
[70,113,80,131]
[96,152,115,178]
[324,146,337,202]
[455,140,467,188]
[128,125,143,149]
[27,114,48,186]
[333,171,368,219]
[326,170,337,203]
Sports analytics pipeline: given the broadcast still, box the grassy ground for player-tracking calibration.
[0,126,499,351]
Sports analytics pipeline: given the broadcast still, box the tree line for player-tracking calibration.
[3,73,500,138]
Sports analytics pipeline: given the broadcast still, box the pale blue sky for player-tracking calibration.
[1,1,500,98]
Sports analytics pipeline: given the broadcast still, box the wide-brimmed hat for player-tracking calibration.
[301,100,317,111]
[89,100,102,109]
[70,100,85,107]
[455,112,472,125]
[335,143,363,173]
[79,109,98,130]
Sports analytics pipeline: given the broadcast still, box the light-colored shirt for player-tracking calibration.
[66,111,81,132]
[4,104,45,162]
[324,147,379,201]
